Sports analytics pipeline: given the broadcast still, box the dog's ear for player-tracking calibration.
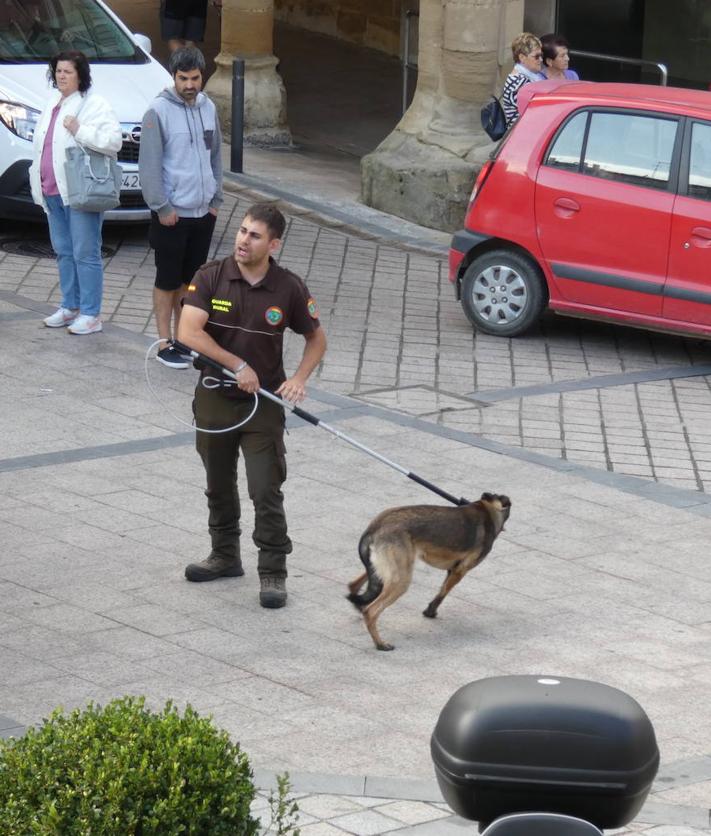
[481,491,494,502]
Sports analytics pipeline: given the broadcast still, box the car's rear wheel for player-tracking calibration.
[460,249,546,336]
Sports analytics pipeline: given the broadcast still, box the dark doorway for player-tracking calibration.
[274,23,412,158]
[556,0,711,89]
[557,0,645,82]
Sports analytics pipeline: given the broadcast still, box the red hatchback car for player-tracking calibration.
[450,81,711,337]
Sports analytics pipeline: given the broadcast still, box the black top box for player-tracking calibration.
[431,675,659,830]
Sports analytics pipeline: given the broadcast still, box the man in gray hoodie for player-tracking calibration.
[139,46,223,369]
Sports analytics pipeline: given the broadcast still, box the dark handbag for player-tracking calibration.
[481,96,507,141]
[64,143,121,213]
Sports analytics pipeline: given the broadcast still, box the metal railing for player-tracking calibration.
[402,9,419,116]
[570,49,668,86]
[398,37,668,121]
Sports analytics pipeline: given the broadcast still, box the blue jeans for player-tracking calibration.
[45,194,104,317]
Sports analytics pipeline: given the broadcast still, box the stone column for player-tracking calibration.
[361,0,523,232]
[205,0,290,146]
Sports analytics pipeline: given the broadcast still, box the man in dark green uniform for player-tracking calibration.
[178,203,327,608]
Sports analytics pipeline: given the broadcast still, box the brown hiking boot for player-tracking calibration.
[259,575,287,608]
[185,553,244,582]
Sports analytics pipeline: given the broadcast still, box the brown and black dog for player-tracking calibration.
[347,492,511,650]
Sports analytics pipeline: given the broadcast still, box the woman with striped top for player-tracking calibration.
[501,33,543,129]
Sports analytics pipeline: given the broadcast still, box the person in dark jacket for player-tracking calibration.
[139,46,223,369]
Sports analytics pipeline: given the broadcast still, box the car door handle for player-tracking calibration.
[553,197,580,218]
[689,226,711,246]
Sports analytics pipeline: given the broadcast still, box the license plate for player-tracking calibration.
[121,172,141,190]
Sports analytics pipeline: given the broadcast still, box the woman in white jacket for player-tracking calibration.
[30,51,122,334]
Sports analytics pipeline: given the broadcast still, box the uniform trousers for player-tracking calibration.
[193,384,292,577]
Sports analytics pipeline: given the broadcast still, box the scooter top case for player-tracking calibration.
[431,675,659,831]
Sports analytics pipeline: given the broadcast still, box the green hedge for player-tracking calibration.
[0,696,262,835]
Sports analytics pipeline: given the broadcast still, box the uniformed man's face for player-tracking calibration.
[234,217,280,268]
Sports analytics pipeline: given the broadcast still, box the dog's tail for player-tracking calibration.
[347,531,383,611]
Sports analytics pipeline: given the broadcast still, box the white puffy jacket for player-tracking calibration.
[29,89,122,212]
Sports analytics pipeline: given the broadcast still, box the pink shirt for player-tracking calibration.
[40,103,61,196]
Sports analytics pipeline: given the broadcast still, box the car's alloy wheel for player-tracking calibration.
[461,249,546,336]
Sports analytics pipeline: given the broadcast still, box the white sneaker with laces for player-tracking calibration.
[67,314,102,335]
[44,307,78,328]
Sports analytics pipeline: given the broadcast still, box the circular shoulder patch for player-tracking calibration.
[265,306,284,326]
[307,297,319,318]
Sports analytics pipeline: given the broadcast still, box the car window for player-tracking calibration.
[688,122,711,201]
[583,112,677,190]
[0,0,141,62]
[545,111,587,172]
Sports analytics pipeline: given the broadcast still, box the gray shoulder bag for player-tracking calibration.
[64,100,121,212]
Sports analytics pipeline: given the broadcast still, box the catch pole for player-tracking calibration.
[170,340,470,506]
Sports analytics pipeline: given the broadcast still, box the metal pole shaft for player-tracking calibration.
[402,13,410,117]
[169,340,470,506]
[230,58,245,173]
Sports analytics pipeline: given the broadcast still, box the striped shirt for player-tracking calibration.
[501,72,531,128]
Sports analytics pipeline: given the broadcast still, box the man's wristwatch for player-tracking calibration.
[234,360,247,375]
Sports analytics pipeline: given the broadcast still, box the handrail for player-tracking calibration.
[570,49,668,86]
[402,9,419,116]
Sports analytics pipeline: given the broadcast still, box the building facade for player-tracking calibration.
[110,0,711,230]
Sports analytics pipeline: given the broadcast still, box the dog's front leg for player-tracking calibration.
[423,566,465,619]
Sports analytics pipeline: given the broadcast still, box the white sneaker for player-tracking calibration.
[44,307,78,328]
[67,314,102,335]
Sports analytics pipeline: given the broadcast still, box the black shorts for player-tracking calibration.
[149,211,216,292]
[160,0,208,42]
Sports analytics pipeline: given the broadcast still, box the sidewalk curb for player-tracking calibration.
[223,171,450,259]
[252,768,710,829]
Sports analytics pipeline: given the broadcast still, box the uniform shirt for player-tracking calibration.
[184,255,321,397]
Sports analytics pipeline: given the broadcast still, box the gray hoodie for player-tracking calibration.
[139,88,223,218]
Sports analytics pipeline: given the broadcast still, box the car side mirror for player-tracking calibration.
[133,33,152,54]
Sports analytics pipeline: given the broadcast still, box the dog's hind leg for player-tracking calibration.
[347,571,368,609]
[348,571,368,596]
[362,545,412,651]
[423,564,466,619]
[363,582,411,651]
[347,531,384,611]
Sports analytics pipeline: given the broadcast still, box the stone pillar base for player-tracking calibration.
[361,131,491,233]
[206,53,291,147]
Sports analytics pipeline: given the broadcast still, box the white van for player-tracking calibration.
[0,0,171,222]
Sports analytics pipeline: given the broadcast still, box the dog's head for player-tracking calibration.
[479,492,512,531]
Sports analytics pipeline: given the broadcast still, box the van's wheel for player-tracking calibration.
[460,249,546,336]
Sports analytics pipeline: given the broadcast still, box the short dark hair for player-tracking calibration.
[168,46,206,77]
[245,203,286,240]
[48,51,92,93]
[541,33,570,66]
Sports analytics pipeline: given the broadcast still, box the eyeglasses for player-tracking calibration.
[530,52,543,59]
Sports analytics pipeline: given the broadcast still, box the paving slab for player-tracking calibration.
[1,196,710,833]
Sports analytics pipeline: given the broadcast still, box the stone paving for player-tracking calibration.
[5,189,711,498]
[0,187,710,834]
